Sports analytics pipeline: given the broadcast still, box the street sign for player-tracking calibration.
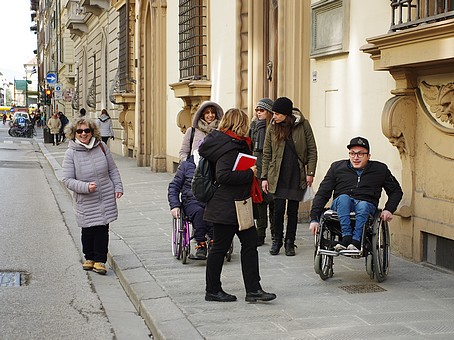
[55,84,62,91]
[46,72,57,84]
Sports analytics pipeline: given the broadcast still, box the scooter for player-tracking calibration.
[8,123,35,138]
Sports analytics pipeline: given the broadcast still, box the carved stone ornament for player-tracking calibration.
[417,81,454,133]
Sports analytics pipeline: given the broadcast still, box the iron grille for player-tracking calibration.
[178,0,207,81]
[390,0,454,32]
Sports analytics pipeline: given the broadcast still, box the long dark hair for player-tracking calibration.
[273,115,295,143]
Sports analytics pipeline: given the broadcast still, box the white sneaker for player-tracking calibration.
[347,244,357,251]
[334,243,347,252]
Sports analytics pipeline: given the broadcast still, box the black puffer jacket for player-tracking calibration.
[198,130,254,225]
[310,159,403,221]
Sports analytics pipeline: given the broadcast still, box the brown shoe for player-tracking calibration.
[93,262,107,275]
[82,260,94,271]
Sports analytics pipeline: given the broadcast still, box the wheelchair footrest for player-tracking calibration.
[317,249,340,257]
[339,249,362,258]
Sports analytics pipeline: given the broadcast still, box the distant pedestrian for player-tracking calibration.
[2,113,6,125]
[47,113,62,146]
[97,109,114,144]
[58,112,69,143]
[79,107,86,117]
[62,117,123,275]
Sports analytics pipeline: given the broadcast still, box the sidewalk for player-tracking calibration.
[42,141,454,339]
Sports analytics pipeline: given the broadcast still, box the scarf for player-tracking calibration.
[223,130,252,149]
[223,130,262,203]
[75,137,96,149]
[254,120,266,152]
[198,119,219,134]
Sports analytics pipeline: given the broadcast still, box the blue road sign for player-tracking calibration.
[46,72,57,84]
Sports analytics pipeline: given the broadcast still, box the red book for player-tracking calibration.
[233,153,257,171]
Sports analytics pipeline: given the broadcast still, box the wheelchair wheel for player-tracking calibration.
[181,219,191,264]
[172,217,179,257]
[372,218,390,282]
[182,246,188,264]
[314,226,335,280]
[366,254,374,279]
[176,214,185,260]
[315,253,334,280]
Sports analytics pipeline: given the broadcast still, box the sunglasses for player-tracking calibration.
[76,128,92,134]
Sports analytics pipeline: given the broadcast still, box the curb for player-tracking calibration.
[39,142,203,340]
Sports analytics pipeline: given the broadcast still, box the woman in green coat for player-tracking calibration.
[261,97,318,256]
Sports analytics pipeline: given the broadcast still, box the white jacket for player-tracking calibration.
[97,113,114,137]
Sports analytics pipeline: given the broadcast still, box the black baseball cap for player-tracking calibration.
[347,136,370,152]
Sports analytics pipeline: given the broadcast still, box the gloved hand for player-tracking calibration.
[111,136,115,140]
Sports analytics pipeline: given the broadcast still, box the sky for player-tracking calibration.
[0,0,37,82]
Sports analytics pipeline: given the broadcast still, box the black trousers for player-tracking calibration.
[273,198,299,241]
[101,136,110,144]
[51,133,59,145]
[206,223,261,294]
[81,225,109,263]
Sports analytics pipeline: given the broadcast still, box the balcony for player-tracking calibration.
[65,0,88,36]
[390,0,454,32]
[81,0,109,16]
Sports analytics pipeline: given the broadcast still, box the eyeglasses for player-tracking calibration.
[349,151,369,158]
[255,108,265,112]
[76,128,92,134]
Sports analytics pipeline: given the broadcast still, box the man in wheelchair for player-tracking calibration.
[309,137,403,252]
[168,155,214,259]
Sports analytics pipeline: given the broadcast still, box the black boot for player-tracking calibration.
[285,239,296,256]
[257,236,265,247]
[269,239,283,255]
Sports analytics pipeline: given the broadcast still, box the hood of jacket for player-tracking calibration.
[98,113,110,122]
[198,130,248,162]
[271,108,305,127]
[192,101,224,128]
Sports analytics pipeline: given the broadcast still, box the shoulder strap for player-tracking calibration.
[99,143,106,155]
[187,127,195,160]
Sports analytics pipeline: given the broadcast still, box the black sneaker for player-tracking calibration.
[195,242,207,259]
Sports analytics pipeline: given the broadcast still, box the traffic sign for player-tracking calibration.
[55,84,62,91]
[46,72,57,84]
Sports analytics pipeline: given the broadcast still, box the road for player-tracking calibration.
[0,123,151,339]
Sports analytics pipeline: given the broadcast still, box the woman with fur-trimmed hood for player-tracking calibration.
[179,101,224,162]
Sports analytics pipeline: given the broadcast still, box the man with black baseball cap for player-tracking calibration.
[308,136,403,252]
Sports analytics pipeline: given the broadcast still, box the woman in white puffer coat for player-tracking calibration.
[62,117,123,275]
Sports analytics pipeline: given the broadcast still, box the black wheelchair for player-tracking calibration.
[313,209,390,282]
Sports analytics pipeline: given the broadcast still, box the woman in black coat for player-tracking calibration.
[198,108,276,303]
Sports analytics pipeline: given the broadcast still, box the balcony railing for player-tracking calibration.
[390,0,454,32]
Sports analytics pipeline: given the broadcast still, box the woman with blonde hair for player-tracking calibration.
[199,108,276,303]
[62,117,123,275]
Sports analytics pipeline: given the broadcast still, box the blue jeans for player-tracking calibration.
[330,194,376,242]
